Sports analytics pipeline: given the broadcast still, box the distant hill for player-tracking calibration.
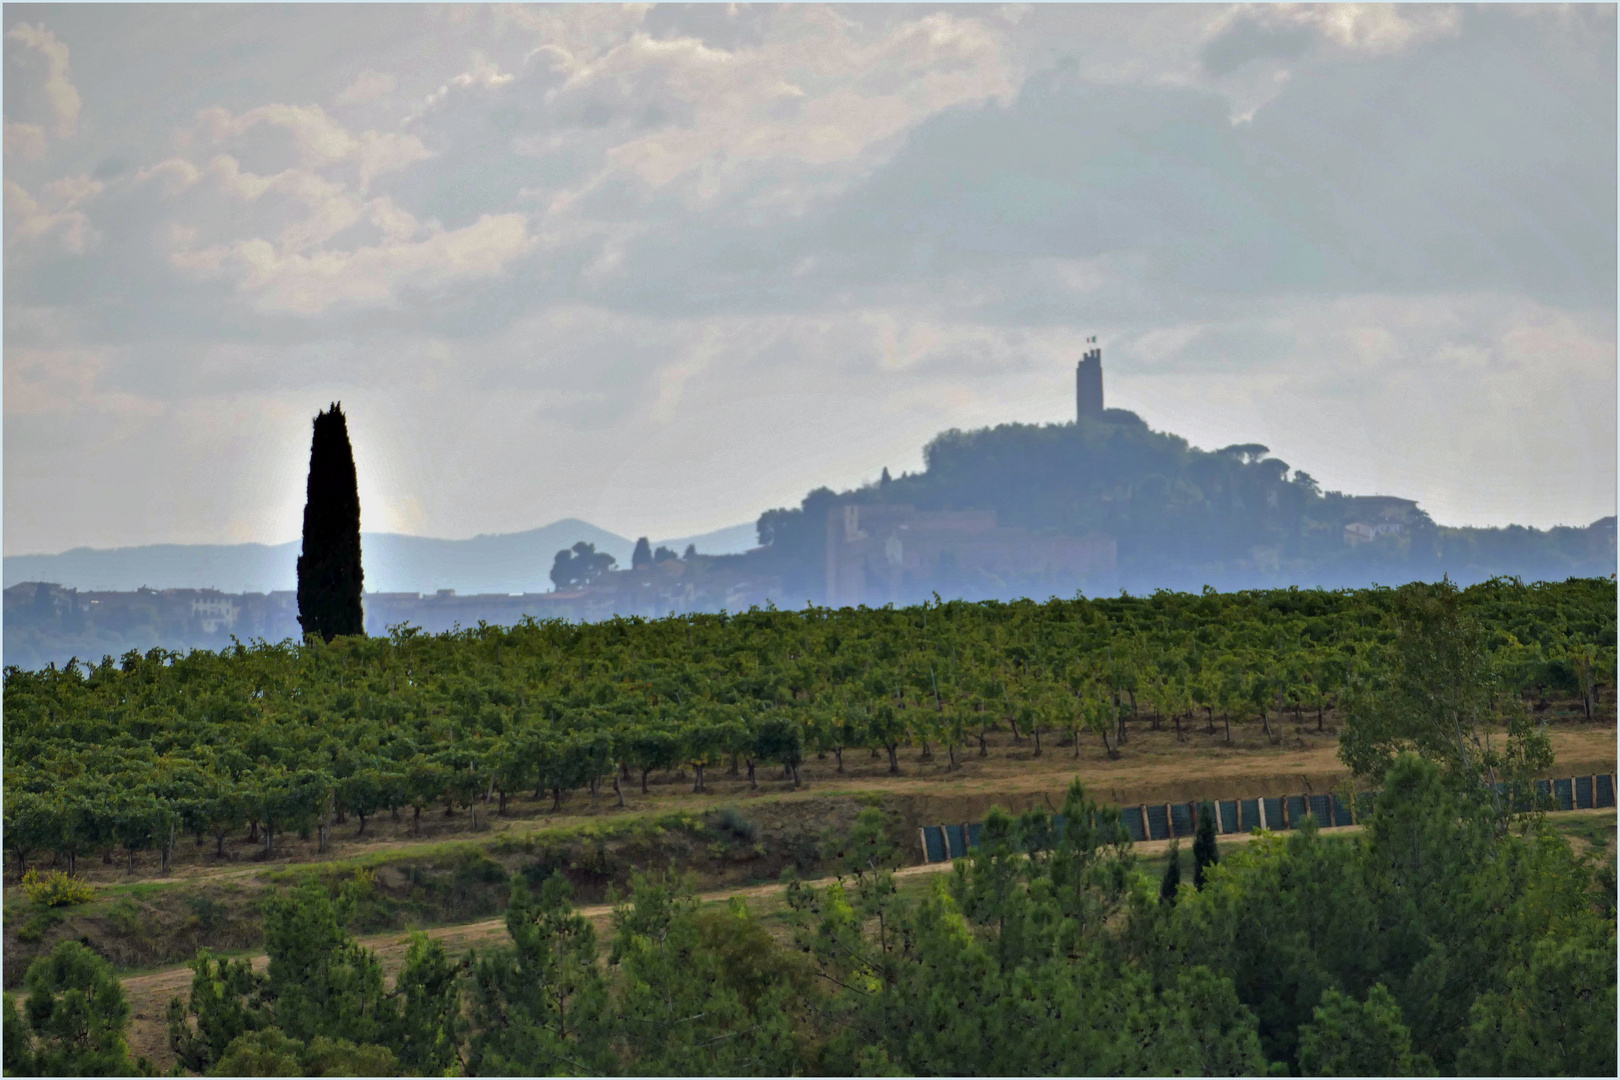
[3,519,757,595]
[750,410,1617,600]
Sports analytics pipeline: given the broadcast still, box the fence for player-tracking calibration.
[917,772,1617,864]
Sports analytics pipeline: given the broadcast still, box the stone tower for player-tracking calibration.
[1076,341,1103,420]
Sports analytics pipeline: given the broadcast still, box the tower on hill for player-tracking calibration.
[1076,339,1103,420]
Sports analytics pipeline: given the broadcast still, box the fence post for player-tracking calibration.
[918,827,929,864]
[1257,798,1268,830]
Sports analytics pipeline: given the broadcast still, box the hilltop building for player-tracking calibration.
[824,503,1116,607]
[1341,496,1421,547]
[1076,341,1103,419]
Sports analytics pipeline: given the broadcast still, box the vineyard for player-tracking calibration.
[4,577,1614,879]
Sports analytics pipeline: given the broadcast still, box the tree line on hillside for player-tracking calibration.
[3,578,1612,879]
[753,413,1616,601]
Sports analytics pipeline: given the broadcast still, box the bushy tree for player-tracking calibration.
[550,542,616,590]
[608,876,804,1074]
[390,932,464,1076]
[1456,921,1617,1076]
[1297,985,1435,1077]
[14,940,140,1076]
[166,951,272,1073]
[466,874,612,1075]
[754,713,804,788]
[296,403,364,642]
[207,1028,303,1076]
[1339,579,1551,803]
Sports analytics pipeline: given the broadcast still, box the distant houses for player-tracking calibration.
[1341,496,1421,547]
[825,504,1116,607]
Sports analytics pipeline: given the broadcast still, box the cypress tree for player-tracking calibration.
[631,537,653,570]
[1193,802,1220,889]
[1159,840,1181,905]
[296,403,364,642]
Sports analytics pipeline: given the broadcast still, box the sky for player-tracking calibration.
[4,3,1615,557]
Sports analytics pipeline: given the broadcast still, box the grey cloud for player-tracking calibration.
[4,4,1614,554]
[572,6,1613,325]
[1200,16,1313,76]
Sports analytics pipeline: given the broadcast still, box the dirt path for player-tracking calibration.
[119,824,1311,1065]
[121,806,1620,1069]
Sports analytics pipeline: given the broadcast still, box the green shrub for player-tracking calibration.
[20,869,94,908]
[15,908,62,944]
[454,852,510,887]
[713,807,760,842]
[106,896,146,937]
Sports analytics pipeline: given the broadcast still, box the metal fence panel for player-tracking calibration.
[1575,775,1594,810]
[923,826,946,863]
[1285,796,1307,828]
[1121,806,1148,842]
[1144,804,1169,841]
[1240,799,1260,831]
[1553,778,1574,812]
[1263,797,1285,830]
[1170,802,1196,837]
[1309,795,1333,824]
[1598,774,1615,809]
[1218,800,1240,833]
[1331,794,1353,828]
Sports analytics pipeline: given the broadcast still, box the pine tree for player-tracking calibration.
[1160,840,1182,905]
[1193,802,1220,889]
[296,404,364,642]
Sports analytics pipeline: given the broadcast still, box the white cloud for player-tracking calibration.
[173,211,533,314]
[4,175,100,253]
[527,10,1016,214]
[1221,3,1462,58]
[189,103,431,191]
[6,23,81,138]
[1,4,1611,553]
[335,70,396,105]
[1115,293,1615,527]
[4,121,47,161]
[407,50,516,122]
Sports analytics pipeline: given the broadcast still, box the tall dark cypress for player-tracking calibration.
[1193,802,1220,889]
[1159,839,1182,905]
[297,403,364,641]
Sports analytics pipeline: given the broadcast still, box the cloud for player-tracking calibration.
[541,11,1016,209]
[6,22,81,138]
[335,70,396,105]
[4,120,46,160]
[172,211,532,314]
[188,103,432,191]
[2,4,1613,554]
[1115,292,1615,528]
[1204,3,1462,73]
[406,50,515,123]
[4,175,101,253]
